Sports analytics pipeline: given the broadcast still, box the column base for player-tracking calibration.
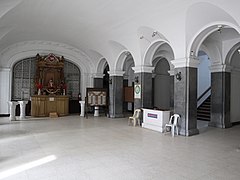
[208,121,232,128]
[9,116,16,121]
[19,116,26,120]
[109,114,124,118]
[179,128,199,136]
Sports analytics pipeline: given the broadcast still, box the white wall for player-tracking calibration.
[198,54,211,98]
[0,68,10,114]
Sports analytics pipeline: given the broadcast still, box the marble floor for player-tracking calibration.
[0,115,240,180]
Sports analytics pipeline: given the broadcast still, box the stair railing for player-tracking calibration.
[197,87,211,108]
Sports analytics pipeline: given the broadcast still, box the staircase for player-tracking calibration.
[197,96,211,121]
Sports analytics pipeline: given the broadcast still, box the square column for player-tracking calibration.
[170,75,174,110]
[210,72,231,128]
[94,78,103,88]
[174,67,199,136]
[109,76,124,118]
[134,72,153,109]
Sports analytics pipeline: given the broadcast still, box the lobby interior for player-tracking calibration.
[0,0,240,179]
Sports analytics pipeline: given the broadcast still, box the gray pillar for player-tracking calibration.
[174,67,199,136]
[134,72,153,109]
[210,72,231,128]
[170,75,174,110]
[94,78,103,88]
[109,76,124,118]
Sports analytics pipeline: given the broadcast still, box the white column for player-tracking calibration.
[94,106,99,117]
[8,101,18,121]
[18,101,28,120]
[79,101,85,117]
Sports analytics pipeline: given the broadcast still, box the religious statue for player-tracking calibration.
[48,79,54,89]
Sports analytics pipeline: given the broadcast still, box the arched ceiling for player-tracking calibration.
[0,0,239,66]
[0,0,190,56]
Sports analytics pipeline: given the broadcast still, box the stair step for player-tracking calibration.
[197,116,210,121]
[197,111,210,115]
[198,107,210,110]
[198,108,210,112]
[197,94,211,121]
[197,115,210,118]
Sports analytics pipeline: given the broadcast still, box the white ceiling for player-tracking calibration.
[0,0,239,65]
[0,0,198,54]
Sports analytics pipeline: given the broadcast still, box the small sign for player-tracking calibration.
[49,97,55,101]
[147,113,158,119]
[134,84,141,99]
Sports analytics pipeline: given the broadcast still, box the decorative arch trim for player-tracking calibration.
[0,40,93,73]
[187,22,240,58]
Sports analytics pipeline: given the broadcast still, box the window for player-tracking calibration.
[12,57,80,100]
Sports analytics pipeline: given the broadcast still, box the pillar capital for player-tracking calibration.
[108,70,125,76]
[0,67,11,72]
[92,73,104,78]
[167,70,175,76]
[210,64,232,73]
[171,57,199,68]
[132,65,154,73]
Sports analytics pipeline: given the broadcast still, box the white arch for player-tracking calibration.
[96,58,109,74]
[226,42,240,66]
[0,40,93,73]
[114,50,135,71]
[187,21,240,58]
[143,40,175,68]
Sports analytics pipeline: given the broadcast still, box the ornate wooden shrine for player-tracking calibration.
[31,53,69,117]
[35,53,66,95]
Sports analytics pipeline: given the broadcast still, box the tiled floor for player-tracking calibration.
[0,115,240,180]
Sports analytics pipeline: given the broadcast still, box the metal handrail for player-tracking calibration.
[197,87,211,101]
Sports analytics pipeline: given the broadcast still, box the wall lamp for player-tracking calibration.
[152,31,158,37]
[176,72,182,81]
[217,25,223,33]
[135,76,139,83]
[109,78,112,84]
[190,50,194,56]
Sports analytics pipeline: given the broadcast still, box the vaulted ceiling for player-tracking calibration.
[0,0,239,68]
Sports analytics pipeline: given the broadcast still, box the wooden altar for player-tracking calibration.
[35,53,66,95]
[31,95,69,117]
[31,53,69,117]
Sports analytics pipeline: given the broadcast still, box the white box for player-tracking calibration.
[142,108,170,132]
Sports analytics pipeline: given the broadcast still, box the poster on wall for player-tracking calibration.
[134,84,141,99]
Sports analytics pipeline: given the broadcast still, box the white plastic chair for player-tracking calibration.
[164,114,180,137]
[128,109,141,126]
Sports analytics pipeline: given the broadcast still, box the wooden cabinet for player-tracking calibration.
[31,95,69,117]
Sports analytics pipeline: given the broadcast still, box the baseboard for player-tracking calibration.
[0,114,9,117]
[232,121,240,126]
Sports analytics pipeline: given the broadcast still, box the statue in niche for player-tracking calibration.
[48,79,54,88]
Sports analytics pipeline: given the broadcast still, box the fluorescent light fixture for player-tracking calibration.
[0,155,57,179]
